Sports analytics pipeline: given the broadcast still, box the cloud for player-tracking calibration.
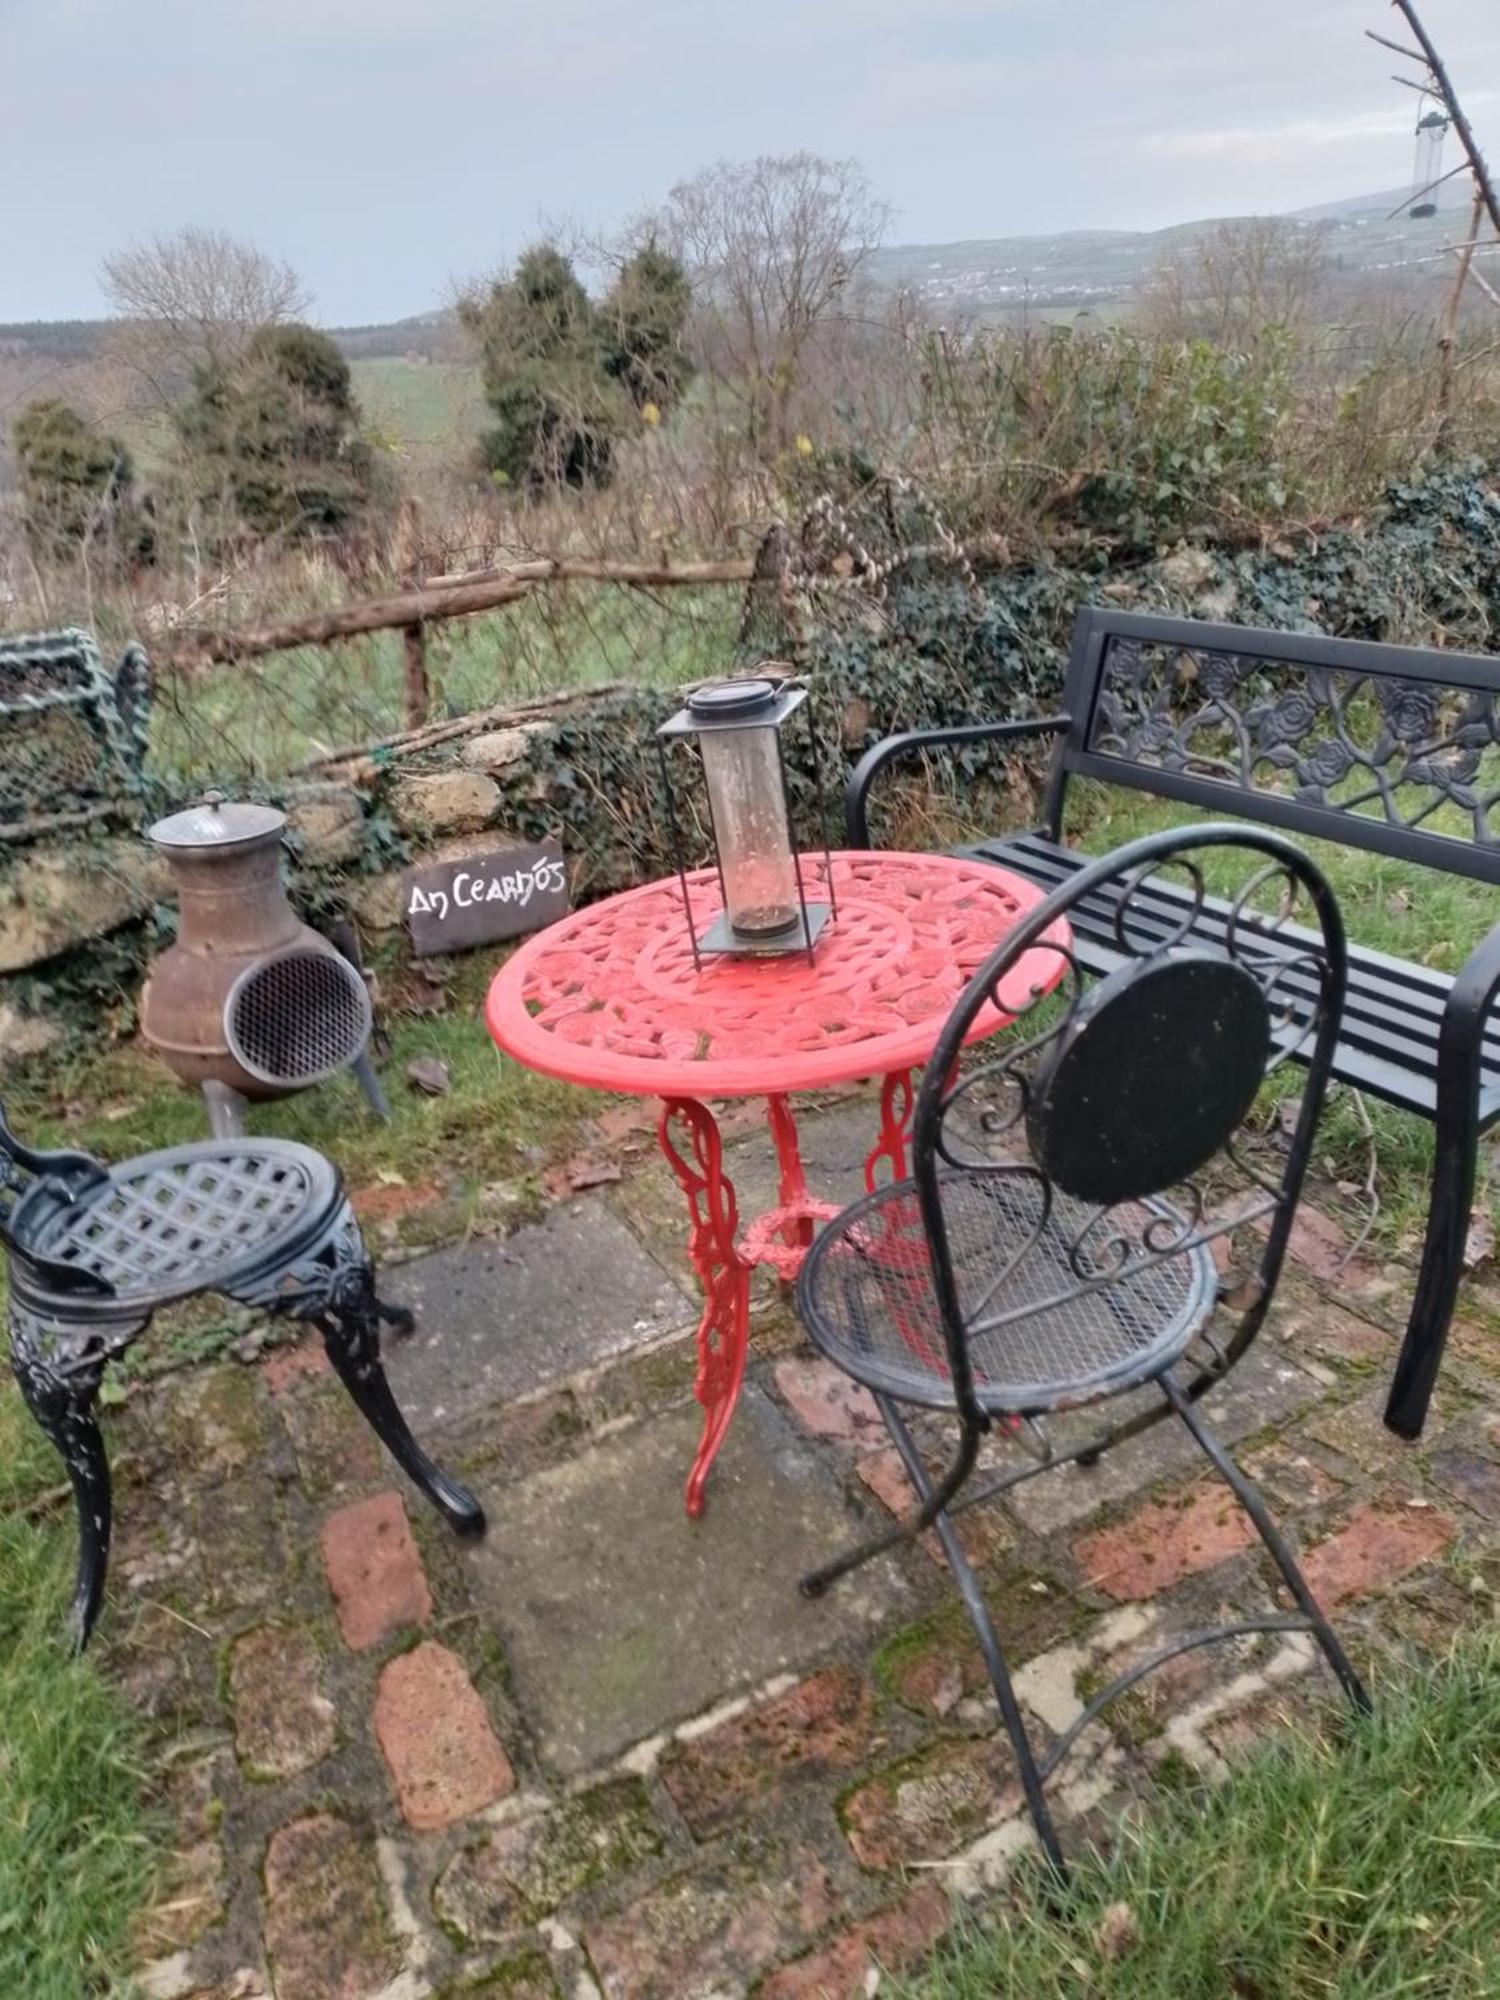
[1150,95,1500,168]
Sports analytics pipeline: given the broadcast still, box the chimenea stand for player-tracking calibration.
[141,796,389,1137]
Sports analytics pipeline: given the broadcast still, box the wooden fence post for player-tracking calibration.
[402,621,430,730]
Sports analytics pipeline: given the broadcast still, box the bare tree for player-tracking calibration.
[651,154,891,454]
[1140,217,1331,350]
[100,226,310,408]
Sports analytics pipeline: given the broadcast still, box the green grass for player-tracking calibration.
[900,1633,1500,2000]
[349,356,483,460]
[0,1376,154,1996]
[7,948,605,1221]
[151,587,740,778]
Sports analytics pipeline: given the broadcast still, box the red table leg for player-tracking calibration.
[658,1096,751,1518]
[865,1068,915,1191]
[767,1093,815,1258]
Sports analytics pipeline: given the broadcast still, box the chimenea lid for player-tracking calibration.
[148,794,287,853]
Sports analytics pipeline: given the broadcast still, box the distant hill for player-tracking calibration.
[0,180,1481,368]
[867,178,1475,317]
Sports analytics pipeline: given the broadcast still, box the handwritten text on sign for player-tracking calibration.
[402,840,569,955]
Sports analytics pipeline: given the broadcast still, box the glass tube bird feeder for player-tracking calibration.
[656,677,836,966]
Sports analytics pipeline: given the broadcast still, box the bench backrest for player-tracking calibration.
[1043,608,1500,888]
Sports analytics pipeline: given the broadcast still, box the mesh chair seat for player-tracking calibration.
[12,1140,341,1308]
[797,1168,1219,1415]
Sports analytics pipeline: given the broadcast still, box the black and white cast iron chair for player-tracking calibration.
[794,824,1371,1874]
[2,1111,484,1649]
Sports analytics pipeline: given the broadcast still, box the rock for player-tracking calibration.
[0,996,63,1063]
[228,1625,337,1779]
[285,785,365,867]
[1194,581,1238,622]
[1155,548,1218,595]
[0,836,169,972]
[261,1814,401,2000]
[461,727,534,773]
[390,770,499,836]
[405,1056,450,1096]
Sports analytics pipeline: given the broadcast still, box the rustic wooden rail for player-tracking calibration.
[162,534,1011,733]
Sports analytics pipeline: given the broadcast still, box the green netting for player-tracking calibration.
[0,628,151,836]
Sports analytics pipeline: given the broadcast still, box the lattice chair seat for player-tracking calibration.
[1,1109,484,1650]
[800,1171,1217,1414]
[16,1141,341,1306]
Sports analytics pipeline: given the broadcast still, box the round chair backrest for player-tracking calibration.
[1024,945,1272,1205]
[224,946,372,1089]
[910,824,1347,1412]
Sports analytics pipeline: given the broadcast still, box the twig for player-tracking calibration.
[1335,1088,1381,1272]
[1364,26,1428,62]
[139,1599,214,1642]
[1386,159,1471,219]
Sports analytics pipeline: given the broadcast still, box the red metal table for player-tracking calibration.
[485,850,1069,1514]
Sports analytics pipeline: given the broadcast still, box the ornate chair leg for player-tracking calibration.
[9,1305,117,1652]
[877,1396,1067,1878]
[314,1262,485,1537]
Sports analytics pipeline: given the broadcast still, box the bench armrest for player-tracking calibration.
[1384,918,1500,1439]
[844,713,1071,849]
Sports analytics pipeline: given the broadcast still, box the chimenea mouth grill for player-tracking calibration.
[141,796,389,1138]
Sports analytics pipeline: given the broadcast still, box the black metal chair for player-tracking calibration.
[1,1107,484,1649]
[795,824,1371,1874]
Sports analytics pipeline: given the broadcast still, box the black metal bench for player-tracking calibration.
[847,606,1500,1440]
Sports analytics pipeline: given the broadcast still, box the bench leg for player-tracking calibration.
[1385,1058,1483,1441]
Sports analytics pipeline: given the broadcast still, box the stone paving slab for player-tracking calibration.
[467,1383,924,1775]
[380,1198,694,1430]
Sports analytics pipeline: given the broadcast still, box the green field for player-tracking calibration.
[349,356,483,464]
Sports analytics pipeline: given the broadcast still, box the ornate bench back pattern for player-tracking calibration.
[0,628,151,840]
[1075,621,1500,880]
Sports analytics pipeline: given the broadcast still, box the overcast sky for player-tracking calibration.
[4,0,1496,324]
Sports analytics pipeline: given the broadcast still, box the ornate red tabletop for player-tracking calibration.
[484,850,1070,1518]
[485,850,1066,1097]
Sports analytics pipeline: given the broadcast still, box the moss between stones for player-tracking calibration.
[872,1566,1080,1716]
[437,1948,562,1999]
[433,1778,664,1946]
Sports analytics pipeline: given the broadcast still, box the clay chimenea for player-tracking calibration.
[141,795,388,1136]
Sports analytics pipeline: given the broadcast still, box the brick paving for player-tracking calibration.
[97,1099,1500,2000]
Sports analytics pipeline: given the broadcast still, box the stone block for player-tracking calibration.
[284,784,365,867]
[660,1666,880,1838]
[1073,1481,1257,1602]
[433,1780,662,1943]
[261,1814,401,2000]
[321,1490,433,1651]
[0,836,168,971]
[466,1387,918,1775]
[390,770,500,836]
[229,1624,337,1780]
[373,1640,515,1830]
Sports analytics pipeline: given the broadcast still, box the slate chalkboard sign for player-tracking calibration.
[402,839,568,956]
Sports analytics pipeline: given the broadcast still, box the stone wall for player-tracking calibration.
[5,460,1498,1059]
